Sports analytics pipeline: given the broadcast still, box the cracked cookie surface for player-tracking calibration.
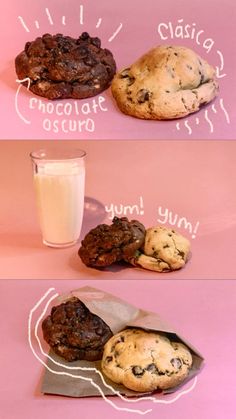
[42,297,113,361]
[78,216,145,268]
[112,45,218,119]
[101,328,192,392]
[132,226,190,272]
[15,32,116,100]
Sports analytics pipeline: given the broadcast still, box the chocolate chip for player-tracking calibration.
[170,358,182,369]
[163,244,169,248]
[174,52,178,56]
[132,366,145,377]
[120,68,131,78]
[91,37,101,48]
[106,356,113,363]
[178,250,185,258]
[80,32,89,41]
[146,363,158,374]
[137,89,150,103]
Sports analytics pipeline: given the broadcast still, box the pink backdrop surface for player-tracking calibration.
[0,279,236,419]
[0,140,236,279]
[0,0,235,140]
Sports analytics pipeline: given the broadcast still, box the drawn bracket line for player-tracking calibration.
[15,78,31,125]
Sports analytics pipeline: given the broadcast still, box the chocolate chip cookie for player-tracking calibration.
[112,45,218,119]
[78,217,145,268]
[15,32,116,99]
[101,328,192,392]
[42,297,113,361]
[131,226,190,272]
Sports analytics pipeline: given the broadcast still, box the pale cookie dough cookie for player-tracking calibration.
[101,328,192,392]
[132,226,190,272]
[112,45,218,119]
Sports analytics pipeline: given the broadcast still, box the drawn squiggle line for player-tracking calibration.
[15,78,31,125]
[35,291,153,405]
[30,288,198,414]
[184,120,192,135]
[29,289,152,415]
[108,23,123,42]
[45,7,53,25]
[80,5,84,24]
[219,98,230,123]
[211,104,217,114]
[217,50,224,71]
[204,110,213,133]
[18,16,30,32]
[216,50,226,78]
[96,18,102,28]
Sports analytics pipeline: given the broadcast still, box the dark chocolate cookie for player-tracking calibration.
[78,216,146,268]
[42,297,113,361]
[15,32,116,99]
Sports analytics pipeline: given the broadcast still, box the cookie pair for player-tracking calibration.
[78,217,190,272]
[15,34,218,118]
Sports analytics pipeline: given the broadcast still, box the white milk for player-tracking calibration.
[34,161,85,247]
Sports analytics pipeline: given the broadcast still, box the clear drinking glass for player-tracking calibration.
[30,148,86,248]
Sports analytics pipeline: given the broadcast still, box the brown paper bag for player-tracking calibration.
[41,286,204,398]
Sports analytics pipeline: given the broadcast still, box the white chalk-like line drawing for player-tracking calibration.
[220,98,230,123]
[176,97,230,135]
[96,18,102,28]
[35,20,40,29]
[62,16,66,25]
[28,287,198,415]
[29,289,152,415]
[211,104,217,113]
[204,110,213,133]
[184,120,192,135]
[45,7,54,25]
[34,291,153,406]
[15,78,31,124]
[108,23,123,42]
[18,16,30,32]
[216,50,226,78]
[80,5,84,25]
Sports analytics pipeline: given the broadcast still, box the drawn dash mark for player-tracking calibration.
[62,16,66,25]
[204,110,213,133]
[219,98,230,124]
[184,120,192,135]
[35,20,40,29]
[211,104,217,114]
[96,18,102,28]
[45,7,54,25]
[195,117,199,125]
[176,122,180,131]
[80,5,84,24]
[108,23,123,42]
[18,16,30,32]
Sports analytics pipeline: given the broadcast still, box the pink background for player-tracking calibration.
[1,140,236,280]
[0,0,236,140]
[1,279,236,419]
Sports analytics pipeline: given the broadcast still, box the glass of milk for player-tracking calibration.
[30,148,86,248]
